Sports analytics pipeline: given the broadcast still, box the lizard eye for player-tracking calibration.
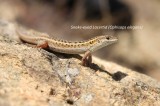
[106,36,110,40]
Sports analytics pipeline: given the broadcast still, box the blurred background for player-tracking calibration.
[0,0,160,81]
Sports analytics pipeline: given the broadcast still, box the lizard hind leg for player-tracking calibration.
[36,40,48,48]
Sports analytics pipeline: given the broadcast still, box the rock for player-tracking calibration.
[0,20,160,106]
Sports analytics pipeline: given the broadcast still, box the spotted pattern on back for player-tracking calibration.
[47,36,105,48]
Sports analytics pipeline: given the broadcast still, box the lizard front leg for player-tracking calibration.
[81,50,92,66]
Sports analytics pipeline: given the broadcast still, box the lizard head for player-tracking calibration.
[89,35,118,52]
[100,35,118,45]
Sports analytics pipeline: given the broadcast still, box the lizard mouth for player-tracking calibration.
[110,37,118,42]
[107,37,118,45]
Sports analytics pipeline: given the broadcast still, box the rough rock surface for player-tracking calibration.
[0,20,160,106]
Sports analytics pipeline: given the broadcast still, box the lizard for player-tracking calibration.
[16,29,118,66]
